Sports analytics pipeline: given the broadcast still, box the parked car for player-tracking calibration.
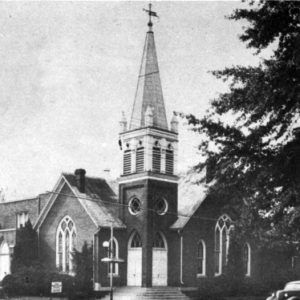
[267,281,300,300]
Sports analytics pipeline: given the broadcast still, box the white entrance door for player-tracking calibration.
[127,248,142,286]
[0,242,10,281]
[152,249,167,286]
[152,232,168,286]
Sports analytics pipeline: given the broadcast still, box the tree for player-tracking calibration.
[184,1,300,247]
[11,220,39,272]
[73,241,93,295]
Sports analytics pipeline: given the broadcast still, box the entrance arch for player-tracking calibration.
[152,232,168,286]
[0,242,10,281]
[127,231,142,286]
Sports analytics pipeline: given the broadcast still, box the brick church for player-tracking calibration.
[0,10,254,289]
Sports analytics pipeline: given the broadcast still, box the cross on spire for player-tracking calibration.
[143,3,158,31]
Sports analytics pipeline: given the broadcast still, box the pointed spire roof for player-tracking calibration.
[129,26,168,131]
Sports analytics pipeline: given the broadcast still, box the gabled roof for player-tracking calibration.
[171,170,212,229]
[35,173,125,230]
[129,28,168,131]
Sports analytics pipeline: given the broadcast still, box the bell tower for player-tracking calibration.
[118,4,179,287]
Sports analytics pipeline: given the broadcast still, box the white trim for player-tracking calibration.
[245,243,251,277]
[128,197,142,215]
[180,234,184,284]
[119,175,178,184]
[35,175,100,230]
[120,127,178,141]
[196,240,206,277]
[34,175,66,229]
[156,198,168,216]
[128,231,142,248]
[0,228,16,232]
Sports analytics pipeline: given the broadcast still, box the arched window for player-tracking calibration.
[243,243,251,277]
[152,141,161,172]
[130,231,142,248]
[197,240,206,276]
[215,215,233,276]
[108,237,119,276]
[152,232,166,249]
[56,216,77,273]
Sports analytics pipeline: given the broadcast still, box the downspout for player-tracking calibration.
[178,229,184,285]
[37,196,41,258]
[93,227,101,291]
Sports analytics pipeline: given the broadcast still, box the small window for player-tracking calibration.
[197,240,206,276]
[128,198,142,215]
[17,212,29,228]
[130,232,142,248]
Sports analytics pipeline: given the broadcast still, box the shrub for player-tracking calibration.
[73,241,94,298]
[11,220,38,273]
[2,265,76,298]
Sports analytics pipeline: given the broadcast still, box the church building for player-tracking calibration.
[0,7,256,289]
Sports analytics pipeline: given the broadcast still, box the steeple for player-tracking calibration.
[129,5,168,131]
[119,5,178,179]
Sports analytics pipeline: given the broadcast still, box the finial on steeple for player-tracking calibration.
[145,106,154,126]
[143,3,159,32]
[119,111,127,132]
[171,113,179,133]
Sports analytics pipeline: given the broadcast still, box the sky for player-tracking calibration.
[0,1,272,201]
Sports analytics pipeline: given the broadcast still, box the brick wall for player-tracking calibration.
[39,183,97,271]
[0,195,49,230]
[118,178,179,287]
[181,196,230,286]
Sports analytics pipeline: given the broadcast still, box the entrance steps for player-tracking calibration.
[100,286,192,300]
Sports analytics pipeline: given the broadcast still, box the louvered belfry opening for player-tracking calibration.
[152,146,161,172]
[123,150,131,175]
[136,147,144,173]
[165,149,174,175]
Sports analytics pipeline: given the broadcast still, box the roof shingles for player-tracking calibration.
[62,173,125,229]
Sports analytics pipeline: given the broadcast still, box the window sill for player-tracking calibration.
[107,274,120,278]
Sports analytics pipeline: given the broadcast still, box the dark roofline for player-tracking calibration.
[62,173,108,182]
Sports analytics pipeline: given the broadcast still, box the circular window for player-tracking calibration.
[155,198,168,215]
[129,198,141,215]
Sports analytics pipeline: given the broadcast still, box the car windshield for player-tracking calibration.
[284,282,300,291]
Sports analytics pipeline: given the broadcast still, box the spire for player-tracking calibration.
[129,5,168,131]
